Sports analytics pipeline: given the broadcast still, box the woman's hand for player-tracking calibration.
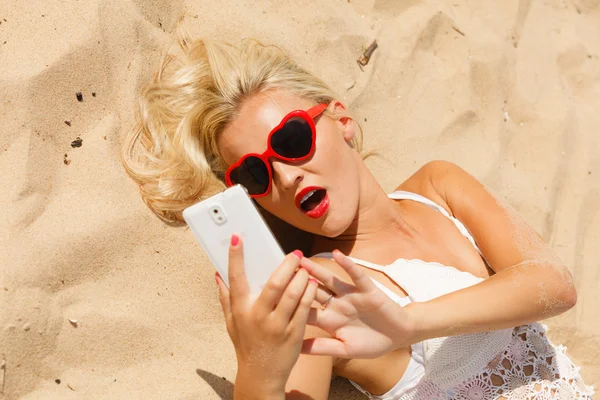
[215,235,318,398]
[299,251,417,359]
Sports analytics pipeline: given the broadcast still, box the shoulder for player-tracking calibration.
[400,162,529,273]
[394,160,473,215]
[396,160,472,191]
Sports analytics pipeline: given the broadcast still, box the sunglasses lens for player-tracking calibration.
[270,116,313,159]
[230,156,270,195]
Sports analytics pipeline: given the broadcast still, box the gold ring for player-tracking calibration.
[322,294,334,309]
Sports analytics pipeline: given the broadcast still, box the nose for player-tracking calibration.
[271,160,304,191]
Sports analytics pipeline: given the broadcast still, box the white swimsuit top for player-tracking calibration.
[354,281,426,398]
[313,190,511,398]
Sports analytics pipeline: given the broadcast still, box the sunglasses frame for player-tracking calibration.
[225,103,328,198]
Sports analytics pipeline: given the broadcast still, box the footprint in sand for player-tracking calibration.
[510,0,533,49]
[127,0,183,32]
[412,12,464,54]
[557,44,597,94]
[437,111,479,144]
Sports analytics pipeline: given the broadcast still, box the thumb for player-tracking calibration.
[301,337,348,358]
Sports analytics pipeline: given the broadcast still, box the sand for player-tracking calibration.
[1,0,599,398]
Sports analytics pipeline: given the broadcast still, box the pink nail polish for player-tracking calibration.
[292,250,303,259]
[231,234,239,246]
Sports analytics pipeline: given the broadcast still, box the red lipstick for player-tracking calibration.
[295,186,320,209]
[295,186,329,219]
[306,193,329,219]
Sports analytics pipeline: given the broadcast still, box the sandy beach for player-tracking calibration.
[1,0,599,398]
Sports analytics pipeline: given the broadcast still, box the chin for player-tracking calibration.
[318,214,354,238]
[311,193,356,238]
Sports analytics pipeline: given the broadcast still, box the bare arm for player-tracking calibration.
[405,161,577,341]
[284,325,333,399]
[234,371,285,400]
[235,257,336,399]
[282,256,351,399]
[217,238,320,400]
[234,331,332,400]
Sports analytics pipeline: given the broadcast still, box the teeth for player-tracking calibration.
[300,190,317,204]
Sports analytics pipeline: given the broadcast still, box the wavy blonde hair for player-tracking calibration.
[122,37,368,224]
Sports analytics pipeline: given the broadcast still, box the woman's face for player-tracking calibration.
[218,90,361,237]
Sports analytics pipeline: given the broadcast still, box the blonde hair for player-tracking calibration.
[122,37,368,224]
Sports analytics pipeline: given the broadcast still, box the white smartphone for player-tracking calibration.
[182,184,285,296]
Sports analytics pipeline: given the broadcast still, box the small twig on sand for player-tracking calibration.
[452,26,465,36]
[357,40,378,69]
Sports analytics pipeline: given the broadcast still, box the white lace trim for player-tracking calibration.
[367,323,597,400]
[381,258,514,389]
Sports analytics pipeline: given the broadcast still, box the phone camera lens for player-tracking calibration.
[213,209,218,214]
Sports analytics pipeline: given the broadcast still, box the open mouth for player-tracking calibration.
[300,189,326,212]
[296,188,329,219]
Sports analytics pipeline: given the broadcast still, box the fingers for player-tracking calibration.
[301,337,348,358]
[215,272,232,316]
[299,257,351,295]
[314,285,334,305]
[215,272,231,330]
[331,250,375,292]
[306,306,326,327]
[274,266,310,321]
[216,272,236,340]
[228,234,250,302]
[298,257,334,286]
[258,250,303,310]
[289,277,318,328]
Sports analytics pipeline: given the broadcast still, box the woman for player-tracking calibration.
[122,38,594,399]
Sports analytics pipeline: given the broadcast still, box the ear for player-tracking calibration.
[327,100,356,142]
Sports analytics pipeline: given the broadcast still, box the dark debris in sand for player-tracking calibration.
[70,137,82,148]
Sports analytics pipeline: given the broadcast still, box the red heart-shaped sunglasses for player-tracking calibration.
[225,103,328,198]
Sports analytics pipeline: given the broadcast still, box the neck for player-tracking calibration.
[311,158,415,257]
